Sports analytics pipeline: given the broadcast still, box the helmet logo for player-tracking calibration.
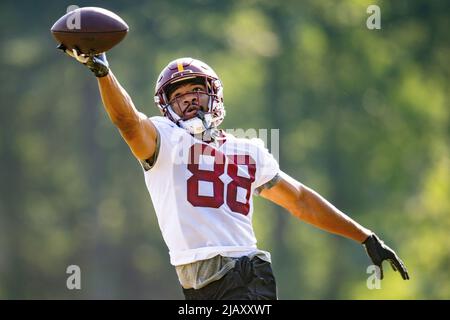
[177,61,184,72]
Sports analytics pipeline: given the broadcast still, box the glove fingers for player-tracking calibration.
[71,49,89,64]
[65,49,76,58]
[383,243,410,280]
[378,263,384,280]
[389,260,397,271]
[56,43,74,58]
[56,44,81,60]
[391,257,409,280]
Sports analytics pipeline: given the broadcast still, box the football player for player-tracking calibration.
[58,48,409,300]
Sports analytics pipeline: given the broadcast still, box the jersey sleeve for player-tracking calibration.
[251,138,280,193]
[139,116,176,172]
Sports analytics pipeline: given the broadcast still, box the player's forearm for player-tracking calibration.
[295,186,372,243]
[97,71,141,129]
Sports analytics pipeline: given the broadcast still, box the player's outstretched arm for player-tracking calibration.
[57,46,157,161]
[260,172,371,242]
[260,171,409,280]
[96,72,157,161]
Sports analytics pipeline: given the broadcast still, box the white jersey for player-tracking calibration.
[141,116,279,266]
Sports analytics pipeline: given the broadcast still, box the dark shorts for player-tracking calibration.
[182,255,277,300]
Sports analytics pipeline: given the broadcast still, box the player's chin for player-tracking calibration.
[183,108,202,120]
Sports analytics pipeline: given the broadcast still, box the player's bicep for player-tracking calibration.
[118,114,158,161]
[259,171,305,213]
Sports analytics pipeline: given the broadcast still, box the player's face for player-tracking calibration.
[168,82,209,120]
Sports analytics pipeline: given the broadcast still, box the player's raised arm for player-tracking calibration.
[57,47,157,161]
[96,71,157,161]
[260,171,409,280]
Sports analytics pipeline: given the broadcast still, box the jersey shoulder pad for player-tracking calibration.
[149,116,176,128]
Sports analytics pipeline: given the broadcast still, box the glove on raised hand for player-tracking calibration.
[57,44,109,78]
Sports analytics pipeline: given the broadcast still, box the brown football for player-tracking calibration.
[51,7,129,54]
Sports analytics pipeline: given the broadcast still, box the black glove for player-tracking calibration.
[57,44,109,78]
[363,233,409,280]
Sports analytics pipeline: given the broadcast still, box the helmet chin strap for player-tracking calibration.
[195,110,208,128]
[194,111,219,142]
[201,126,220,142]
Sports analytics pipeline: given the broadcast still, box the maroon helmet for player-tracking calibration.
[154,58,225,133]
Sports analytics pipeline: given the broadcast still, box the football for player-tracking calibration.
[51,7,128,55]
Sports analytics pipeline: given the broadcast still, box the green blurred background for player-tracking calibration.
[0,0,449,299]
